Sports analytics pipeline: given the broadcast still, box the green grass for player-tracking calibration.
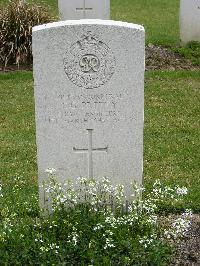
[173,41,200,66]
[0,0,180,45]
[1,71,199,212]
[0,72,37,183]
[144,71,200,212]
[111,0,180,45]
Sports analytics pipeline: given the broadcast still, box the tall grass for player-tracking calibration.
[0,0,53,68]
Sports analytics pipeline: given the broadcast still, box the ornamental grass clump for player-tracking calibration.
[0,173,192,265]
[0,0,53,69]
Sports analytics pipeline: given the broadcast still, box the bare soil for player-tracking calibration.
[146,44,199,71]
[0,63,32,72]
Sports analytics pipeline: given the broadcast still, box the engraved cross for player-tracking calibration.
[73,129,108,178]
[76,0,93,19]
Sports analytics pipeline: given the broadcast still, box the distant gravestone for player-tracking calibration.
[32,20,145,207]
[180,0,200,44]
[58,0,110,20]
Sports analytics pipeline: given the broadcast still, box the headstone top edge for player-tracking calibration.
[32,19,145,33]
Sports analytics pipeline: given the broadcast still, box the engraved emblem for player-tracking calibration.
[64,31,116,89]
[80,55,100,73]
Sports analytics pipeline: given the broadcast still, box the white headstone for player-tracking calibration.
[180,0,200,44]
[58,0,110,20]
[32,20,145,207]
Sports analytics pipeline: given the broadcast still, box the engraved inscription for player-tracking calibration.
[41,92,125,125]
[64,31,116,89]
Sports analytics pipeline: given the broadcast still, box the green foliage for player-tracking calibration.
[0,0,54,68]
[1,176,191,265]
[173,41,200,66]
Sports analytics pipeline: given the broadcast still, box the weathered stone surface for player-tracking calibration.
[58,0,110,20]
[180,0,200,44]
[32,20,145,206]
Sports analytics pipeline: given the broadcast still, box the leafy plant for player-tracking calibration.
[0,0,54,69]
[173,41,200,66]
[0,175,192,265]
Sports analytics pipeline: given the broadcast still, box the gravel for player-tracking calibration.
[171,214,200,266]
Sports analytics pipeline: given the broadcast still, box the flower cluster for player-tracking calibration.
[139,234,156,248]
[150,179,188,201]
[164,209,192,240]
[43,174,126,213]
[1,171,192,265]
[38,242,60,255]
[41,174,192,252]
[67,227,79,246]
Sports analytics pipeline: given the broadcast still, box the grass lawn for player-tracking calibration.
[0,1,199,264]
[144,71,200,212]
[111,0,180,45]
[0,0,180,45]
[1,71,199,212]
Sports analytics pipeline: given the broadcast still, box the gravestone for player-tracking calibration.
[180,0,200,44]
[58,0,110,20]
[32,20,145,207]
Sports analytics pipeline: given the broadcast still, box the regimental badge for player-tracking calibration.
[64,31,116,89]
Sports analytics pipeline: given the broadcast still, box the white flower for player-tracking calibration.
[149,215,158,225]
[104,237,115,249]
[45,168,56,174]
[40,246,49,252]
[49,243,59,250]
[93,223,104,231]
[163,230,171,239]
[176,187,188,195]
[172,217,191,234]
[139,235,154,248]
[78,177,88,185]
[0,184,3,198]
[68,227,79,246]
[182,209,193,219]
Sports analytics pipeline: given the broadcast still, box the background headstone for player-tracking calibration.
[58,0,110,20]
[32,20,145,206]
[180,0,200,44]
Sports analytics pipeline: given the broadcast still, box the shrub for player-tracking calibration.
[0,0,54,69]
